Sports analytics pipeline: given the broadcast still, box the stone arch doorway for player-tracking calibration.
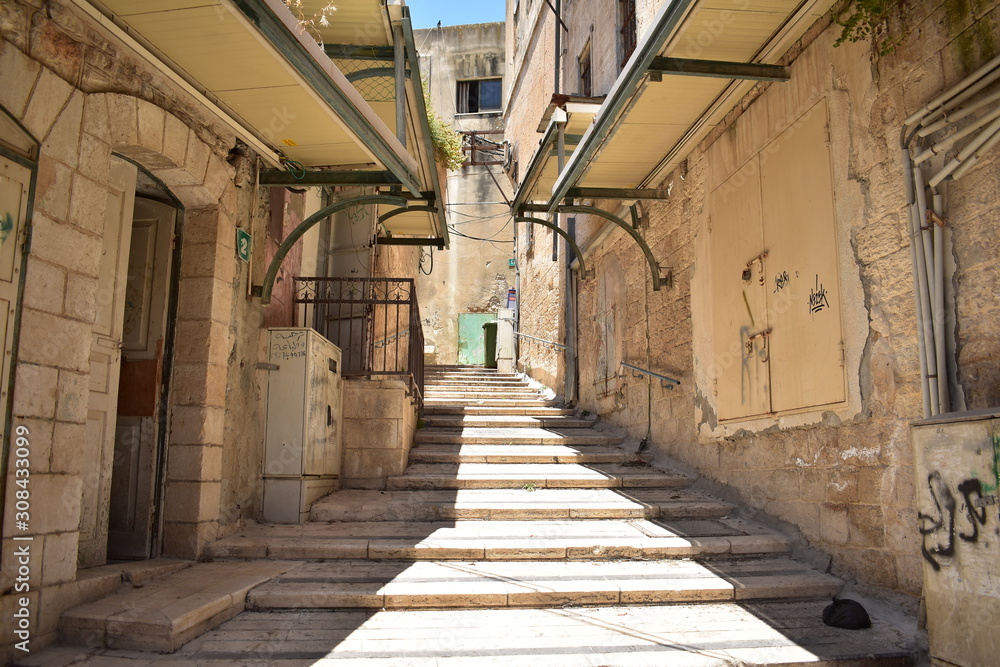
[76,94,238,565]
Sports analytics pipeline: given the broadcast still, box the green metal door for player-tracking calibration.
[457,313,495,365]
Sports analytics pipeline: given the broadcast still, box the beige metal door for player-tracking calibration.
[108,197,175,559]
[709,160,770,420]
[79,157,137,567]
[760,102,845,411]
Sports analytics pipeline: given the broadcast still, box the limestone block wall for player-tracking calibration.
[0,0,286,654]
[341,379,418,489]
[563,3,1000,598]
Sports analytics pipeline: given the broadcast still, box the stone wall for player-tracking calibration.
[341,378,418,489]
[0,0,293,654]
[415,23,514,366]
[512,0,1000,598]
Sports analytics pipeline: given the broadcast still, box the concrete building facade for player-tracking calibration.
[415,23,515,366]
[506,0,1000,609]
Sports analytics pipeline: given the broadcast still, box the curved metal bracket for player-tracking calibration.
[346,67,411,83]
[379,205,438,224]
[255,195,407,304]
[514,216,590,279]
[558,205,665,291]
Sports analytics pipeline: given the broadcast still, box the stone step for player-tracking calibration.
[158,605,914,666]
[414,427,621,445]
[59,561,293,652]
[424,368,525,380]
[424,390,544,399]
[247,558,843,610]
[423,397,562,407]
[387,463,690,490]
[309,488,735,522]
[422,415,593,428]
[409,443,631,464]
[207,518,791,561]
[425,380,531,387]
[423,406,574,417]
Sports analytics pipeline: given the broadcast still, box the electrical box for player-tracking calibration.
[262,328,343,523]
[912,409,1000,667]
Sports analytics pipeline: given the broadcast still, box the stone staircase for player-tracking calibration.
[39,365,916,665]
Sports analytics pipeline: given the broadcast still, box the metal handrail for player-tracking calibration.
[514,331,567,350]
[620,362,680,389]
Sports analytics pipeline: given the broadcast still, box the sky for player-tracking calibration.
[407,0,505,30]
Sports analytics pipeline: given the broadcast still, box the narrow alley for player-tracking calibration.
[24,367,913,664]
[2,0,999,664]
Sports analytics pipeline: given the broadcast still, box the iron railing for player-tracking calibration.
[294,277,424,406]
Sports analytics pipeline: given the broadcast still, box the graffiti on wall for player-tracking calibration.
[918,433,1000,571]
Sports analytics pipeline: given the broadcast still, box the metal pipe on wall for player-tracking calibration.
[932,192,950,413]
[902,56,1000,417]
[901,147,933,417]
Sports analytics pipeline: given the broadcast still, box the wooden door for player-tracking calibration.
[107,197,175,559]
[79,157,137,567]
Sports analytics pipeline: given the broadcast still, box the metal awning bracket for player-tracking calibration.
[647,57,790,82]
[515,216,590,278]
[558,205,666,291]
[254,194,407,304]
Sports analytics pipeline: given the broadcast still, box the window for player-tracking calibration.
[578,42,592,97]
[457,79,502,114]
[618,0,637,68]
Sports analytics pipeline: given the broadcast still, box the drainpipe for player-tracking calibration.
[902,55,1000,416]
[554,0,562,96]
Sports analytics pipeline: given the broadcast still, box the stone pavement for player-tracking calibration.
[18,366,918,665]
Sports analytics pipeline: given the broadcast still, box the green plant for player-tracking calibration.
[426,105,464,171]
[522,482,537,492]
[421,77,464,171]
[834,0,899,55]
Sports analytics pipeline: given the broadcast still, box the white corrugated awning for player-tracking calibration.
[548,0,837,208]
[80,0,447,242]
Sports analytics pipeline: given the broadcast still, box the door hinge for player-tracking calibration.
[256,362,279,371]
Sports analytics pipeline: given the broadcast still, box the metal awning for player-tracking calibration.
[80,0,447,244]
[547,0,837,209]
[512,96,602,211]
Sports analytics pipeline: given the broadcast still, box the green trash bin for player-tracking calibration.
[482,321,498,368]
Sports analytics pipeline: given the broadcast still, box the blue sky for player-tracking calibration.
[407,0,505,29]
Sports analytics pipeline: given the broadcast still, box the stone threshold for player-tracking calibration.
[59,561,295,653]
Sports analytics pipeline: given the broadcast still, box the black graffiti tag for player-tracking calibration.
[918,471,956,571]
[808,275,830,314]
[957,478,988,543]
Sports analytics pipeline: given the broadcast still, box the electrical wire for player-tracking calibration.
[419,246,434,275]
[446,216,514,243]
